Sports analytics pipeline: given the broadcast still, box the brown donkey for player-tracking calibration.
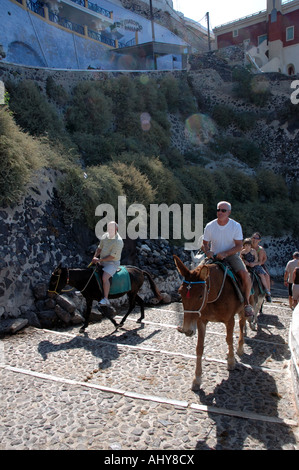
[173,255,246,390]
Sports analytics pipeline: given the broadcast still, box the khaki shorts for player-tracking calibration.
[101,261,120,277]
[225,254,247,273]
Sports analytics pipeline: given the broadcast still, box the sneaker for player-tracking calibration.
[265,292,272,302]
[99,297,110,306]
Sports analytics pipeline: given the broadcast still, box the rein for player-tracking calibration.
[48,268,95,295]
[48,268,70,295]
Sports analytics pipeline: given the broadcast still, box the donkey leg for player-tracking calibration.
[192,320,206,391]
[80,298,92,333]
[119,293,136,326]
[135,294,144,323]
[226,317,236,370]
[237,312,245,357]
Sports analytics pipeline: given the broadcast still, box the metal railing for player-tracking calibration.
[26,0,45,17]
[87,0,112,18]
[88,29,116,47]
[69,0,112,18]
[48,11,85,35]
[22,0,118,47]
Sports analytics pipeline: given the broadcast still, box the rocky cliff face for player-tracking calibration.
[0,170,82,316]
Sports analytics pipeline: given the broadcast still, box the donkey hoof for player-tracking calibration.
[191,379,201,391]
[227,359,236,371]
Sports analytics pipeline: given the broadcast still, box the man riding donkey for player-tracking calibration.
[91,221,124,307]
[201,201,254,318]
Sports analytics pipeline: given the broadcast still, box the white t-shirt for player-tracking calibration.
[285,259,299,283]
[203,218,243,255]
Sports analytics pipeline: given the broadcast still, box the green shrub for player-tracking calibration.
[71,132,114,165]
[210,135,261,167]
[111,152,184,205]
[0,107,46,205]
[109,162,156,206]
[46,76,69,106]
[159,75,180,112]
[211,104,256,130]
[211,104,235,128]
[256,169,288,201]
[80,165,124,229]
[56,167,86,224]
[222,168,258,202]
[7,80,65,139]
[232,66,271,106]
[177,76,197,118]
[66,82,113,134]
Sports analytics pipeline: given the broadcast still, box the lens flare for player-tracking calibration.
[185,113,216,146]
[140,74,149,85]
[140,112,151,131]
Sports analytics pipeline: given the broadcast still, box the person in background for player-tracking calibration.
[292,266,299,309]
[241,238,271,301]
[251,232,271,298]
[284,252,299,309]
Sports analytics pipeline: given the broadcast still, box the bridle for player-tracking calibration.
[48,267,96,295]
[48,268,70,295]
[182,280,208,317]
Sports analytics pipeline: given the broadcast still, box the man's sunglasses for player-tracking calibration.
[217,209,228,213]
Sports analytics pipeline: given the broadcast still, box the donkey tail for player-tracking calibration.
[142,270,162,301]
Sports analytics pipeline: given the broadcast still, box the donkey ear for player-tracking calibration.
[55,263,62,274]
[173,255,190,278]
[200,265,209,281]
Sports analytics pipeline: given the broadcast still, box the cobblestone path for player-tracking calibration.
[1,292,299,450]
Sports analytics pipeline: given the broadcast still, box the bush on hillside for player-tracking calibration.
[46,76,69,106]
[256,169,288,201]
[210,135,261,167]
[211,104,256,130]
[111,152,187,205]
[6,80,65,139]
[66,82,113,134]
[0,107,46,205]
[232,66,271,106]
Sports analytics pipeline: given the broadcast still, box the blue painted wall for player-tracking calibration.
[0,0,188,70]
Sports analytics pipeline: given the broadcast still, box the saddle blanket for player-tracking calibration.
[216,261,264,298]
[94,266,131,295]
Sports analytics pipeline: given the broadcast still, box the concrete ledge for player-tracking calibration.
[289,304,299,413]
